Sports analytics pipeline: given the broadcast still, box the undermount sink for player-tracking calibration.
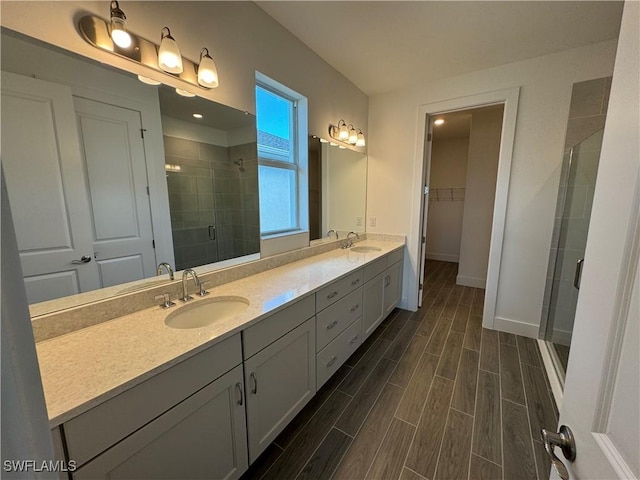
[165,296,249,329]
[350,246,382,253]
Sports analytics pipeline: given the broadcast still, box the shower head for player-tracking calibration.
[233,158,245,172]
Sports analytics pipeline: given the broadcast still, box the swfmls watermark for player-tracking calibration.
[3,460,77,473]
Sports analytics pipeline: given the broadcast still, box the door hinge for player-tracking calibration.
[146,186,150,195]
[141,128,147,138]
[427,133,432,142]
[424,185,429,195]
[152,240,156,249]
[419,283,423,290]
[422,236,426,243]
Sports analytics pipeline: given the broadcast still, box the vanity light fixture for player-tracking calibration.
[337,120,349,141]
[319,138,329,143]
[197,48,219,88]
[137,75,161,85]
[158,27,183,74]
[192,113,203,119]
[434,118,445,126]
[109,1,131,48]
[175,88,196,97]
[328,120,366,149]
[356,130,366,147]
[348,125,358,145]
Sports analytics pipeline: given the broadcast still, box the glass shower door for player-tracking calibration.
[543,129,604,379]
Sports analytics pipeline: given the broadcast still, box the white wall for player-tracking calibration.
[368,39,618,332]
[457,107,503,288]
[426,137,469,262]
[0,1,368,143]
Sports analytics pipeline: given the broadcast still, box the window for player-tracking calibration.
[256,79,307,237]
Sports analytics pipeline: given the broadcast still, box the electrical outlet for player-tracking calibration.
[356,216,363,227]
[369,217,377,227]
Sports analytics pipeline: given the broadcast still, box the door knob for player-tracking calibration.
[541,425,576,480]
[71,255,92,264]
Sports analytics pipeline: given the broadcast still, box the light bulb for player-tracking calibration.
[356,131,366,147]
[348,126,358,145]
[110,1,131,48]
[158,27,183,74]
[192,113,203,119]
[176,88,195,97]
[197,48,219,88]
[338,121,349,141]
[434,118,445,126]
[137,75,161,85]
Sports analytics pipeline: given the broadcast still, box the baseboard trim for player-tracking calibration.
[456,275,486,289]
[426,253,459,262]
[538,339,563,408]
[492,316,540,338]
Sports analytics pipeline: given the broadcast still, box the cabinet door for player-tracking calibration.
[73,365,248,480]
[363,274,385,341]
[384,261,402,316]
[244,318,316,463]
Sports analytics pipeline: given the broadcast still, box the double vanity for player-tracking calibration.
[38,238,404,479]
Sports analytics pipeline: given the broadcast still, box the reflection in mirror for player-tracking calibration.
[0,29,259,313]
[308,136,367,243]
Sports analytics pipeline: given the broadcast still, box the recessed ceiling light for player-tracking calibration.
[192,113,203,119]
[434,118,445,126]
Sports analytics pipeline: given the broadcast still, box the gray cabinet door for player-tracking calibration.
[244,318,316,463]
[384,261,402,316]
[73,365,248,480]
[363,274,385,341]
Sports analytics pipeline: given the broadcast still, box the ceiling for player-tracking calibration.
[257,1,624,96]
[432,105,504,141]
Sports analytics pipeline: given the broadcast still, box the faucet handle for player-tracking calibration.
[198,281,211,297]
[154,293,175,309]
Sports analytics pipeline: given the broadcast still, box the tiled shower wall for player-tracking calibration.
[540,77,611,343]
[164,136,260,271]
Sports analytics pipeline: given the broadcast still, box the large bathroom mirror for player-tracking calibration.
[0,29,259,314]
[308,135,367,243]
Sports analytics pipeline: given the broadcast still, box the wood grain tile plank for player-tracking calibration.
[335,358,397,436]
[338,336,392,396]
[385,318,421,361]
[425,314,455,356]
[469,455,502,480]
[416,305,443,338]
[295,428,351,480]
[460,286,474,306]
[452,349,480,415]
[436,331,465,380]
[522,364,558,439]
[388,333,429,388]
[472,371,502,464]
[451,304,471,333]
[400,467,428,480]
[434,409,474,480]
[382,309,413,341]
[533,440,552,480]
[261,390,352,480]
[499,331,517,345]
[395,353,439,424]
[464,314,483,352]
[365,418,415,480]
[479,329,499,374]
[502,400,537,480]
[405,376,454,479]
[471,289,485,316]
[332,383,404,480]
[500,342,526,405]
[239,443,283,480]
[517,335,543,368]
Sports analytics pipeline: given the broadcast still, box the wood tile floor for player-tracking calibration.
[240,260,559,480]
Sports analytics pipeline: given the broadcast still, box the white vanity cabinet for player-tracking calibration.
[363,249,404,340]
[242,296,316,463]
[66,334,247,480]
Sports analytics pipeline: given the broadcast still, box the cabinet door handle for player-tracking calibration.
[250,372,258,394]
[351,278,360,286]
[384,275,391,287]
[350,335,359,345]
[235,382,243,405]
[327,291,339,299]
[327,320,338,330]
[326,356,338,367]
[350,304,359,312]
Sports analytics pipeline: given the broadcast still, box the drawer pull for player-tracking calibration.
[350,304,360,312]
[351,278,361,286]
[350,335,359,345]
[235,382,243,405]
[327,291,339,299]
[327,320,338,330]
[250,372,258,394]
[326,356,338,367]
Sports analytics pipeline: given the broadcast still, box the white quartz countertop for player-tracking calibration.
[36,239,404,426]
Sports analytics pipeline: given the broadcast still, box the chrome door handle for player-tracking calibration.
[327,291,338,299]
[574,259,584,289]
[541,425,576,480]
[326,320,338,330]
[235,382,243,405]
[71,255,92,264]
[208,225,216,240]
[250,372,257,394]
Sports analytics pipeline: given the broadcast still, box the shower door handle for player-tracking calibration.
[208,225,216,240]
[574,258,584,289]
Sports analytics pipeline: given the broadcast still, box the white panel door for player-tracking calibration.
[550,3,639,478]
[1,72,100,303]
[73,97,156,287]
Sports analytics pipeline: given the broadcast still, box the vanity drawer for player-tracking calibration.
[387,247,404,266]
[316,269,363,312]
[64,333,242,467]
[243,295,315,359]
[363,257,387,283]
[316,317,362,389]
[316,288,363,352]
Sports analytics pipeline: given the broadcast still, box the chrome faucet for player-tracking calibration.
[326,229,339,240]
[181,269,200,301]
[156,262,174,280]
[345,231,360,248]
